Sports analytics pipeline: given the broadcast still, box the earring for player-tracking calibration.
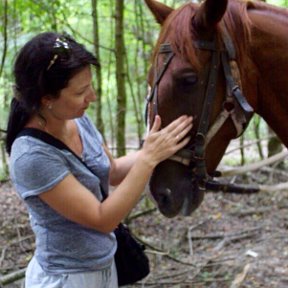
[47,103,53,110]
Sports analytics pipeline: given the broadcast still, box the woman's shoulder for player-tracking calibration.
[10,136,70,199]
[10,135,65,164]
[12,135,49,155]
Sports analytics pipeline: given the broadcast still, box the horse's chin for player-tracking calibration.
[180,189,205,216]
[149,188,185,218]
[149,162,205,217]
[158,205,180,218]
[153,189,205,217]
[150,179,204,218]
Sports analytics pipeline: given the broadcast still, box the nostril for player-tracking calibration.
[165,188,172,196]
[158,188,172,206]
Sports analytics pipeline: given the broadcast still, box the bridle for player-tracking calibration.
[146,26,259,194]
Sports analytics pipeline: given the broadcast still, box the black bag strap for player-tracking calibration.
[17,127,108,199]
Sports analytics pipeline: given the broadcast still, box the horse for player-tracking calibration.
[144,0,288,218]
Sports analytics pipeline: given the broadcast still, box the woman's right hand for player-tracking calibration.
[140,115,193,168]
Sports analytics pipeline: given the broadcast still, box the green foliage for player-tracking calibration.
[267,0,288,6]
[0,0,287,158]
[0,168,9,182]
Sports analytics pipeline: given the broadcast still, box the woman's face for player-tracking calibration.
[47,66,96,120]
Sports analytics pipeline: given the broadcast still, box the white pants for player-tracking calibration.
[25,256,118,288]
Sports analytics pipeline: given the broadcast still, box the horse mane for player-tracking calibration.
[223,0,252,62]
[152,2,201,69]
[152,0,287,69]
[246,0,288,19]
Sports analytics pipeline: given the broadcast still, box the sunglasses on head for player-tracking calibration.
[47,37,70,71]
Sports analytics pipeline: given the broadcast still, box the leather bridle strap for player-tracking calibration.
[144,32,259,194]
[222,26,254,122]
[168,40,221,176]
[221,51,254,122]
[193,39,221,182]
[145,44,175,126]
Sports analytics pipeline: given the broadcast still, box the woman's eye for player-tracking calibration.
[76,87,88,95]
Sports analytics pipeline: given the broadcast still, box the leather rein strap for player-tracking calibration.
[146,29,258,194]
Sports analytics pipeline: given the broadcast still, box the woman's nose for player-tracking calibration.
[87,87,97,102]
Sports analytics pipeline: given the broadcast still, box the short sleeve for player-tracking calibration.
[12,148,70,199]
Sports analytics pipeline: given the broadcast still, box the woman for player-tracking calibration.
[6,32,193,288]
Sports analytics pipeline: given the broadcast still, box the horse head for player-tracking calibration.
[145,0,258,217]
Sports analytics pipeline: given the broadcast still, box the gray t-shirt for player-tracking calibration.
[9,115,117,274]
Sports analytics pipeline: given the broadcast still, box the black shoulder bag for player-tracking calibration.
[17,128,150,286]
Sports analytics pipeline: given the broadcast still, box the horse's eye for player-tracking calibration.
[177,74,198,89]
[183,75,198,85]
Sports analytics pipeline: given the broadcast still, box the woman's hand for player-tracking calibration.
[140,115,193,168]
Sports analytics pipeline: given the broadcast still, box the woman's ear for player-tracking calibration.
[41,96,53,110]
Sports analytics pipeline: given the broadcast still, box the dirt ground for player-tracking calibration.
[0,168,288,288]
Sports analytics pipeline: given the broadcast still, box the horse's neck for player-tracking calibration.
[245,8,288,147]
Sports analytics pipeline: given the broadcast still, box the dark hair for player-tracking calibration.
[5,32,99,155]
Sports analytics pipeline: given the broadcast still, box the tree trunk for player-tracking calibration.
[91,0,105,137]
[0,0,8,78]
[253,116,264,160]
[239,135,245,166]
[267,126,283,158]
[115,0,127,156]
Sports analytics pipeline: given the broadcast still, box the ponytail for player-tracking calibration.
[5,98,31,155]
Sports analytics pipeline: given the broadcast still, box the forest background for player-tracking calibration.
[0,0,287,180]
[0,1,288,287]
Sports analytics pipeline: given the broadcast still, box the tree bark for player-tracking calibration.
[0,0,8,78]
[91,0,105,137]
[115,0,127,156]
[253,116,264,160]
[267,126,283,158]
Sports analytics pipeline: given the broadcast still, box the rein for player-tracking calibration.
[146,28,259,194]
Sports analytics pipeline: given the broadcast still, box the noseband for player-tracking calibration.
[146,28,259,194]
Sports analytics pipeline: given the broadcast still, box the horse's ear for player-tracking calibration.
[144,0,174,25]
[193,0,228,33]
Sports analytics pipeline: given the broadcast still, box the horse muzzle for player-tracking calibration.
[149,160,205,217]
